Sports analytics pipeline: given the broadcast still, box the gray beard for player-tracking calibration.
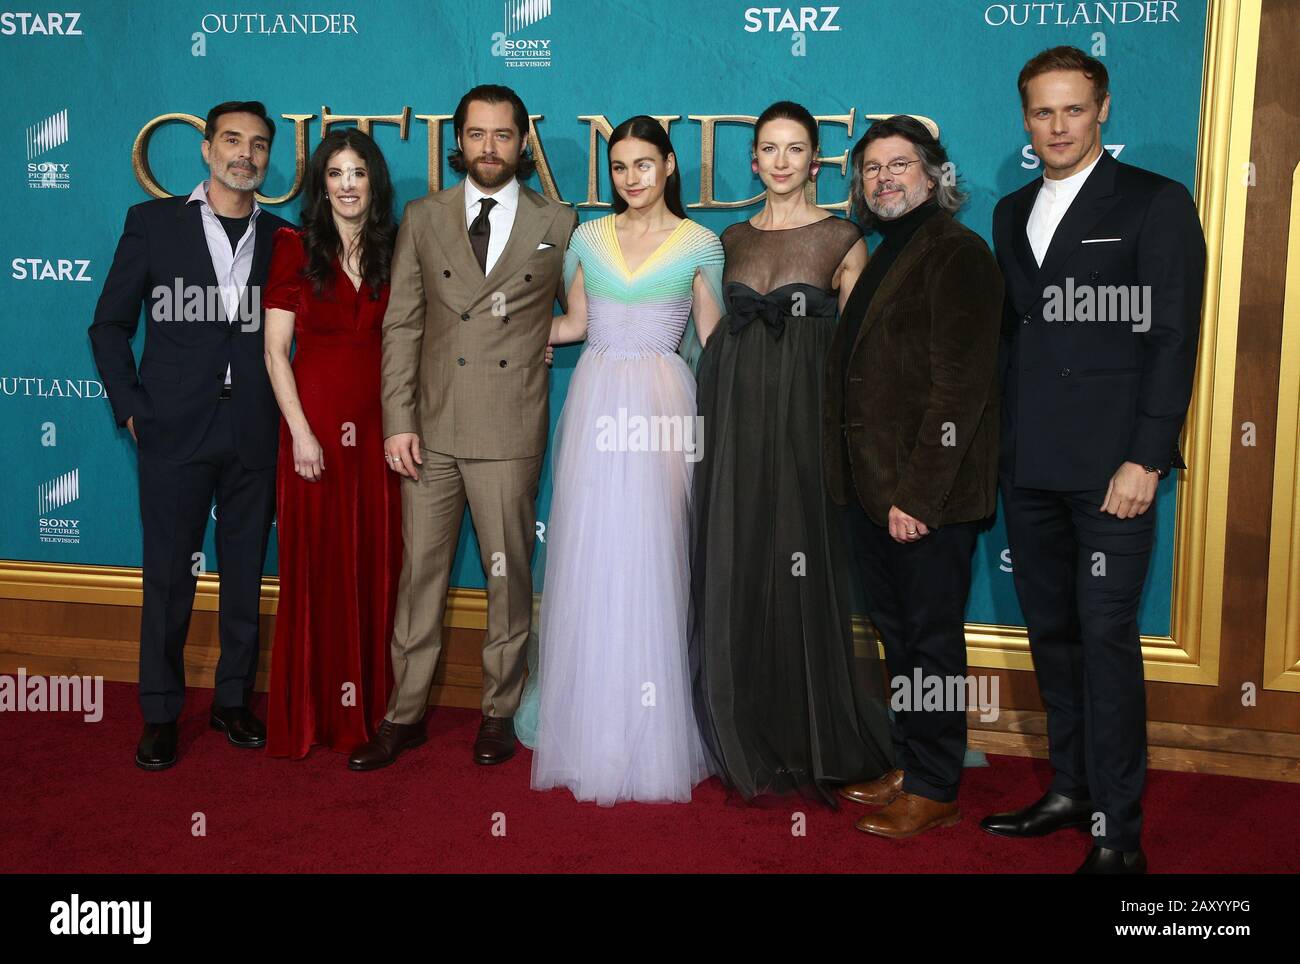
[213,166,265,193]
[867,185,918,221]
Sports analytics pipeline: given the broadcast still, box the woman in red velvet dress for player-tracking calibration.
[263,129,400,758]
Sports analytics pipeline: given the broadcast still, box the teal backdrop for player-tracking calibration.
[0,0,1210,636]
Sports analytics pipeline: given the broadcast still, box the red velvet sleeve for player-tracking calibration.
[263,226,305,312]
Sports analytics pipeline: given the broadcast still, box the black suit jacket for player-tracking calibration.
[823,210,1004,529]
[993,150,1205,491]
[89,193,293,468]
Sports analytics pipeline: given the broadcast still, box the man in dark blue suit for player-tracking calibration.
[89,101,293,770]
[981,48,1205,873]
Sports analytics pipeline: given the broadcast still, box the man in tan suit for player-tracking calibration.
[349,85,576,770]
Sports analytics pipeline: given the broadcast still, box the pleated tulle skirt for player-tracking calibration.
[527,349,711,805]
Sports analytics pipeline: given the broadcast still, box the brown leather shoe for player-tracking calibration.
[473,715,516,765]
[838,768,904,807]
[854,791,961,839]
[347,718,426,771]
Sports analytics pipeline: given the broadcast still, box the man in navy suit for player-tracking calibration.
[981,48,1205,873]
[90,101,293,770]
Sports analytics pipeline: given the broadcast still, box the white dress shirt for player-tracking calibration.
[464,176,519,274]
[186,180,261,386]
[1026,149,1103,267]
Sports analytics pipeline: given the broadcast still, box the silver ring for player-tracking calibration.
[906,528,917,535]
[384,455,395,461]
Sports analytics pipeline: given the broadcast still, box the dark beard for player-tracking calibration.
[469,155,518,188]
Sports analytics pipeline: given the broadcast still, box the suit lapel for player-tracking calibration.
[240,209,277,323]
[1011,184,1038,287]
[847,212,947,365]
[427,181,484,289]
[177,200,221,294]
[471,184,553,305]
[250,209,276,281]
[1033,150,1120,291]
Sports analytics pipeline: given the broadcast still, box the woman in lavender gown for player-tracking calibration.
[517,116,724,805]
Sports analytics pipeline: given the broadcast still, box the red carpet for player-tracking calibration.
[3,681,1296,873]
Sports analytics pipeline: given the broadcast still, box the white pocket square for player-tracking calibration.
[1081,237,1122,244]
[536,242,554,250]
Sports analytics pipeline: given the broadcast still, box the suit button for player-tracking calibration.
[503,315,510,324]
[460,312,470,321]
[1022,312,1032,325]
[457,357,466,366]
[499,360,507,368]
[524,273,533,282]
[443,269,451,278]
[1062,319,1072,326]
[1059,368,1070,377]
[1090,270,1100,280]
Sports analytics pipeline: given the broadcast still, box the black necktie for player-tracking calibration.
[469,197,497,273]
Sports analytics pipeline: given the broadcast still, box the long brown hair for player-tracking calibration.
[300,128,396,300]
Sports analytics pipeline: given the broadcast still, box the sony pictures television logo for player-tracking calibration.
[38,468,81,546]
[26,108,70,190]
[491,0,553,69]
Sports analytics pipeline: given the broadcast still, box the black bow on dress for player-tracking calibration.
[728,292,786,341]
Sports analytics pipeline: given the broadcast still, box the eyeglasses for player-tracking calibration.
[861,158,922,180]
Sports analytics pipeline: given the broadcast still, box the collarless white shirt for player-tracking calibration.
[1026,149,1103,267]
[464,176,519,274]
[186,180,261,387]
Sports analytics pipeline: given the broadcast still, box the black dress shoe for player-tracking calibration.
[348,719,427,771]
[980,790,1095,838]
[1076,846,1148,874]
[209,704,267,748]
[136,722,178,771]
[473,716,516,765]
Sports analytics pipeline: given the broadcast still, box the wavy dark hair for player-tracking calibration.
[849,115,967,232]
[447,84,537,179]
[752,100,819,154]
[299,129,396,301]
[204,100,276,145]
[607,115,685,218]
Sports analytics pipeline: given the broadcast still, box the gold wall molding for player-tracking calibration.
[0,561,487,630]
[1263,159,1300,692]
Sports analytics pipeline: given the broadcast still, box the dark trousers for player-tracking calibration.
[136,399,276,722]
[1000,476,1154,851]
[849,503,980,804]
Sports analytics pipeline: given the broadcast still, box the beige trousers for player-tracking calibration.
[386,448,542,724]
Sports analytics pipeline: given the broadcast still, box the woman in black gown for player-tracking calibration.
[690,101,894,804]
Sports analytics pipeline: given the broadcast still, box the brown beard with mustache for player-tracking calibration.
[469,153,518,188]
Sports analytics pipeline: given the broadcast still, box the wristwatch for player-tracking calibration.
[1141,464,1170,480]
